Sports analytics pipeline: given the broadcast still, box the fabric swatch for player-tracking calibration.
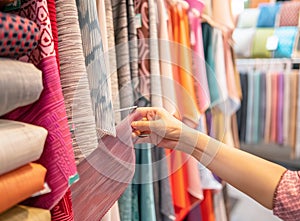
[237,72,248,143]
[0,120,47,175]
[279,1,300,26]
[4,0,78,209]
[237,8,260,28]
[256,3,281,27]
[71,113,138,220]
[0,11,39,58]
[252,28,274,58]
[277,73,284,144]
[0,163,46,213]
[0,58,43,117]
[0,205,50,221]
[233,28,256,58]
[55,0,98,162]
[259,73,266,141]
[289,71,298,158]
[76,0,116,138]
[274,27,298,58]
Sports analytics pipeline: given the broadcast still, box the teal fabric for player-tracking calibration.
[274,27,298,58]
[118,186,133,221]
[132,148,140,221]
[252,71,261,144]
[135,143,157,221]
[202,22,220,106]
[246,71,254,144]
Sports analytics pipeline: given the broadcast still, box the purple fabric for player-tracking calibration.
[71,113,139,221]
[277,73,284,144]
[4,0,77,209]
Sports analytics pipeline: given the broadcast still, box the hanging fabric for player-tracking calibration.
[76,0,116,138]
[55,0,98,162]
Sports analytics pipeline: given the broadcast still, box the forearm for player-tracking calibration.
[181,128,286,209]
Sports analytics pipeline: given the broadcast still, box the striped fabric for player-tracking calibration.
[55,0,98,162]
[51,189,74,221]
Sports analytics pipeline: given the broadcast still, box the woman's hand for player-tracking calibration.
[131,107,197,151]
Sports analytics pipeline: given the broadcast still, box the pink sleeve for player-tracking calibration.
[273,170,300,221]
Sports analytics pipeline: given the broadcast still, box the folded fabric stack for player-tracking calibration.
[0,3,50,218]
[233,2,300,59]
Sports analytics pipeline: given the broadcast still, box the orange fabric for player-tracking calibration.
[270,73,278,143]
[250,0,271,8]
[200,190,216,221]
[289,71,298,158]
[170,4,200,127]
[0,163,46,213]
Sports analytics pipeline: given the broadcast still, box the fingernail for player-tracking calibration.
[131,121,137,127]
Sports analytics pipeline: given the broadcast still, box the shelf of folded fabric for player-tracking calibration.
[241,143,300,170]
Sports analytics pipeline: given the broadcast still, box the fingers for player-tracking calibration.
[131,120,151,132]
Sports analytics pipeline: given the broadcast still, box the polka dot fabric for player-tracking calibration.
[0,11,39,58]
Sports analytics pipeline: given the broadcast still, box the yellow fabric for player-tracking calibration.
[0,205,50,221]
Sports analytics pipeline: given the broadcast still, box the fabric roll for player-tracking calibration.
[236,8,260,28]
[0,205,51,221]
[202,22,220,106]
[0,12,39,58]
[189,11,211,113]
[5,0,78,209]
[274,27,298,58]
[232,28,256,58]
[256,3,281,27]
[151,147,176,221]
[252,71,261,144]
[0,59,43,117]
[112,0,135,117]
[51,189,74,221]
[246,71,254,144]
[289,71,298,158]
[277,73,284,145]
[76,0,116,138]
[71,113,138,221]
[283,72,291,146]
[156,0,177,114]
[270,73,278,143]
[264,72,272,143]
[259,73,266,142]
[149,0,163,108]
[103,0,121,124]
[250,0,271,8]
[0,163,46,213]
[279,2,300,26]
[252,28,274,58]
[0,120,47,175]
[55,0,98,162]
[237,72,248,143]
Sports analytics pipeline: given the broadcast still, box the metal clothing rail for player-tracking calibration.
[236,58,300,70]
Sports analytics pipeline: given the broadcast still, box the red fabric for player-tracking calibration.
[51,189,74,221]
[273,170,300,220]
[200,190,215,221]
[47,0,60,71]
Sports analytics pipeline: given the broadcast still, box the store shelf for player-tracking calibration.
[241,143,300,170]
